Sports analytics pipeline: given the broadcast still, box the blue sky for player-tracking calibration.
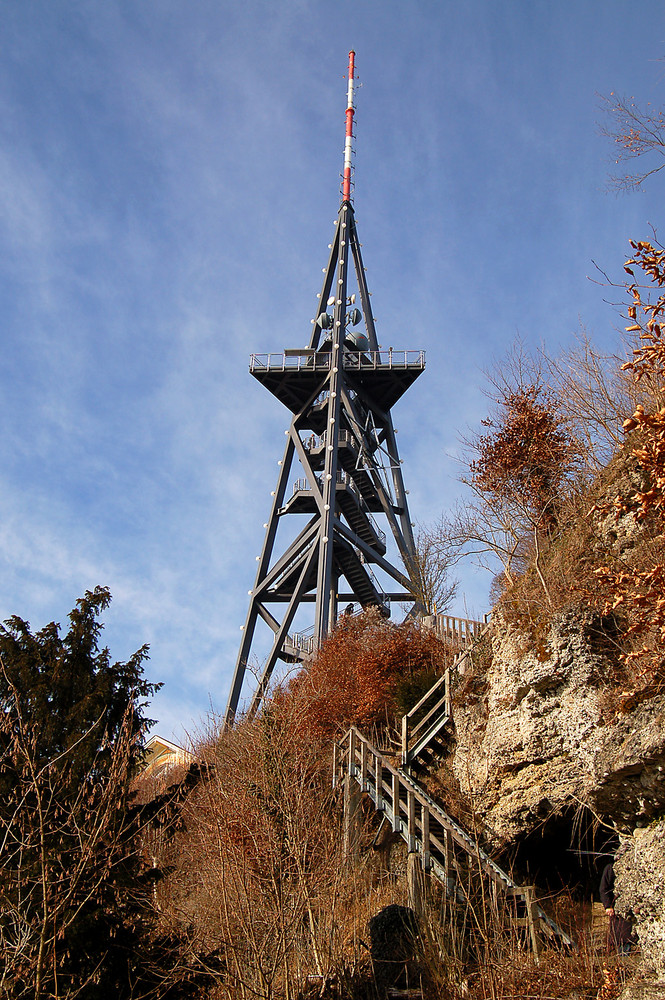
[1,1,664,742]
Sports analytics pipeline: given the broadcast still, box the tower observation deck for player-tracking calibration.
[224,52,426,725]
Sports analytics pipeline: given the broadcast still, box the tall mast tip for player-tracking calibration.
[342,51,356,203]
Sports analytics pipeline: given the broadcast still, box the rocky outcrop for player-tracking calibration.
[618,983,665,999]
[448,610,665,845]
[615,820,665,979]
[439,608,665,981]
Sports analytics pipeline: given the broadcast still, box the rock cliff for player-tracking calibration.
[442,609,665,972]
[616,819,665,979]
[449,610,665,842]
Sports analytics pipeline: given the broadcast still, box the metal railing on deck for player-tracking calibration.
[250,352,330,372]
[250,350,425,372]
[285,625,318,657]
[342,350,426,370]
[302,428,357,454]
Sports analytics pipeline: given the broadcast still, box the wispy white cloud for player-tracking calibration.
[0,1,663,739]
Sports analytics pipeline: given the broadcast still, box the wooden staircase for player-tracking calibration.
[333,614,574,957]
[334,726,573,956]
[401,616,487,773]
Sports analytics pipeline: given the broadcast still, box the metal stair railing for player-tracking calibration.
[265,535,318,595]
[359,556,390,613]
[334,726,574,952]
[282,625,318,660]
[336,470,387,548]
[286,473,387,550]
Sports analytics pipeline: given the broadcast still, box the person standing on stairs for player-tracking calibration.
[600,860,637,955]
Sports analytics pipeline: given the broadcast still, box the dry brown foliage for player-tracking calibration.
[156,692,419,999]
[461,380,582,606]
[471,385,578,534]
[592,240,665,695]
[283,609,452,741]
[158,718,607,1000]
[151,644,612,998]
[444,258,665,684]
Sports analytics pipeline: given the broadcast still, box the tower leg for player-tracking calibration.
[329,573,339,626]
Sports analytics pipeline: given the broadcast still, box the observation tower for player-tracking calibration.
[224,52,426,725]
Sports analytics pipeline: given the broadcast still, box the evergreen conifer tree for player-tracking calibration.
[0,587,160,998]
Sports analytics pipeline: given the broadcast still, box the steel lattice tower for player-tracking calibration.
[225,52,426,725]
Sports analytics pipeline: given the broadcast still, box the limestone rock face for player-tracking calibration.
[615,821,665,979]
[448,610,665,845]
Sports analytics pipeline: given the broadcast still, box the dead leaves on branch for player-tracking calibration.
[470,385,578,530]
[599,94,665,192]
[595,241,665,693]
[284,610,450,740]
[464,381,582,606]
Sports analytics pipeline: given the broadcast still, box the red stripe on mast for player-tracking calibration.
[342,49,355,203]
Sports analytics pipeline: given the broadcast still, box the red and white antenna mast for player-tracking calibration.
[342,50,356,203]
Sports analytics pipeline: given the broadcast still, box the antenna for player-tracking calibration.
[342,50,355,203]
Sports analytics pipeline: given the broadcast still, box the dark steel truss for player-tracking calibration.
[224,198,425,725]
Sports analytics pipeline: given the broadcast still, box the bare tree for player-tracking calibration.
[540,326,640,471]
[406,526,459,615]
[446,493,529,592]
[162,700,365,1000]
[599,91,665,192]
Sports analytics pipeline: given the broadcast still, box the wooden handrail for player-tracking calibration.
[406,672,446,719]
[334,725,574,951]
[420,613,485,648]
[402,622,490,770]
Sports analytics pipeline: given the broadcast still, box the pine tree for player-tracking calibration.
[0,587,159,998]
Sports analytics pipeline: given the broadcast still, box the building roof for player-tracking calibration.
[140,734,196,781]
